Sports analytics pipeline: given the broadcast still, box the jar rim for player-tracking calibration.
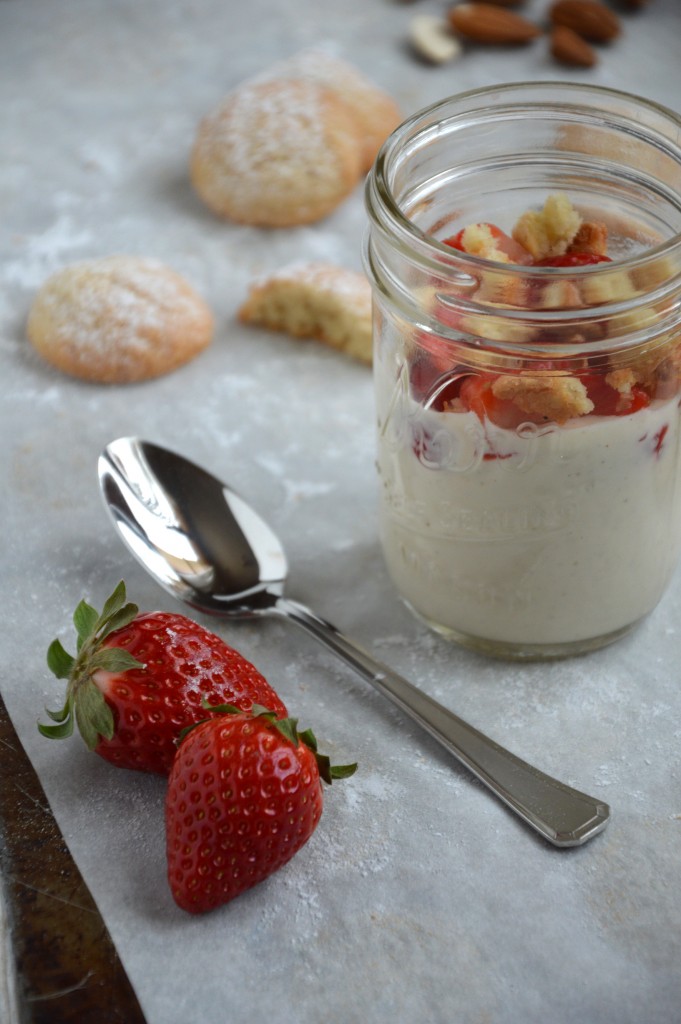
[368,81,681,278]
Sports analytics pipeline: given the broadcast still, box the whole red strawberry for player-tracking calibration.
[39,582,287,774]
[166,705,356,913]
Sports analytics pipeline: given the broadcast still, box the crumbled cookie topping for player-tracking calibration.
[512,193,582,260]
[456,223,518,264]
[491,373,594,423]
[605,367,637,394]
[567,220,609,257]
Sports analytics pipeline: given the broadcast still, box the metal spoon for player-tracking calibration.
[98,436,609,848]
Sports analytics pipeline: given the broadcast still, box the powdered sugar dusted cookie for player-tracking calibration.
[26,256,214,383]
[190,78,363,227]
[270,49,402,171]
[238,262,373,364]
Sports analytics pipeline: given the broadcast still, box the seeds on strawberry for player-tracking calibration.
[165,705,356,913]
[39,581,288,774]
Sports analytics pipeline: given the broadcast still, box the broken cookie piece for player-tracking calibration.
[566,220,609,257]
[511,193,582,261]
[238,262,373,365]
[491,372,594,423]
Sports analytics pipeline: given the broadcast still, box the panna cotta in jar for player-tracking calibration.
[375,195,681,655]
[365,85,681,657]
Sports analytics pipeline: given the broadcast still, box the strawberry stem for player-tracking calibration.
[196,699,358,784]
[39,581,143,750]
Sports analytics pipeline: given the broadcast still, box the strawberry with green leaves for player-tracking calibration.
[166,703,356,913]
[40,582,288,774]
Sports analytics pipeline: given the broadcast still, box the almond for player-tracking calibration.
[410,15,463,64]
[550,24,597,66]
[549,0,621,43]
[449,3,542,44]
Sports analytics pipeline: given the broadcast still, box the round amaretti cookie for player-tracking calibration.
[190,78,363,227]
[26,256,214,383]
[274,49,402,172]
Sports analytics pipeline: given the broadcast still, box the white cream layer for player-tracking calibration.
[377,393,681,646]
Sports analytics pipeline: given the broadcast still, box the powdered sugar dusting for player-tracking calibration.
[26,255,212,381]
[255,47,401,169]
[250,261,371,310]
[34,257,198,355]
[4,214,94,290]
[282,478,336,504]
[210,79,330,180]
[191,77,361,224]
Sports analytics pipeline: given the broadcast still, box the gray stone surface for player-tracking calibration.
[2,1,681,1022]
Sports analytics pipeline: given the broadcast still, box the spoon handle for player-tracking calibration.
[272,597,609,848]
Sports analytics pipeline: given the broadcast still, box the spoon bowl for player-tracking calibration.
[98,436,610,848]
[99,437,287,616]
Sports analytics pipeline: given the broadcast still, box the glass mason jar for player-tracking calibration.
[364,83,681,660]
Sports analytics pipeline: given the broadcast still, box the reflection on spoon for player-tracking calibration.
[98,437,609,848]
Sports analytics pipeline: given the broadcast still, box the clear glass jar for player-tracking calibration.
[364,83,681,660]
